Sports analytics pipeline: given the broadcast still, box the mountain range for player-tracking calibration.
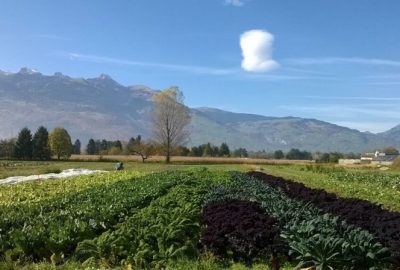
[0,68,399,153]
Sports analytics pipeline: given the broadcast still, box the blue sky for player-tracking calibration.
[1,0,400,133]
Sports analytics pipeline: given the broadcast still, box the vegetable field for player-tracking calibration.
[1,168,400,269]
[264,165,400,212]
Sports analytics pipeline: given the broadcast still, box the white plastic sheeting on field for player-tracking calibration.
[0,168,107,185]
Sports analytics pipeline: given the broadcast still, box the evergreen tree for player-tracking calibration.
[86,139,97,155]
[203,143,213,157]
[233,148,248,158]
[190,146,202,157]
[219,142,230,157]
[32,126,51,160]
[73,139,81,155]
[286,148,313,160]
[0,139,16,159]
[14,127,33,160]
[212,146,220,157]
[274,150,284,159]
[114,140,122,151]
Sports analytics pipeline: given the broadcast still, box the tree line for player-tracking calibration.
[2,125,397,164]
[0,126,79,160]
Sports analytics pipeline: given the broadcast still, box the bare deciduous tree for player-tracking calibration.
[152,87,191,163]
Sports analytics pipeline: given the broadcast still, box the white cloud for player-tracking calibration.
[240,29,279,72]
[225,0,245,7]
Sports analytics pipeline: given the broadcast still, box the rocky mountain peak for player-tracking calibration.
[18,67,40,75]
[98,73,113,80]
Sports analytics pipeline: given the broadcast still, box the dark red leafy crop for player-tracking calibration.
[248,171,400,259]
[200,199,281,265]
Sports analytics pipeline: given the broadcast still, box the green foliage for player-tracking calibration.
[205,173,393,270]
[14,128,33,160]
[49,128,72,160]
[265,165,400,212]
[86,139,96,155]
[285,149,312,160]
[316,152,343,163]
[393,157,400,170]
[2,165,398,269]
[32,126,51,160]
[0,171,182,259]
[232,148,248,158]
[0,139,15,159]
[219,143,230,157]
[191,142,235,157]
[0,169,232,268]
[76,170,232,269]
[273,150,284,160]
[72,139,81,155]
[0,170,145,205]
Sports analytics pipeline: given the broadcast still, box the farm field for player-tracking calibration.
[0,157,312,180]
[1,162,400,269]
[0,160,247,179]
[263,164,400,212]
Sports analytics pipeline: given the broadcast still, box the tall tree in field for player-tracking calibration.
[49,127,72,160]
[86,139,97,155]
[0,139,16,159]
[32,126,51,160]
[73,139,81,155]
[219,142,230,157]
[202,143,213,157]
[113,140,123,151]
[274,150,284,160]
[14,127,33,160]
[152,87,191,163]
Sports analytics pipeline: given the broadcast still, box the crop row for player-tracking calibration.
[200,200,281,268]
[0,171,184,259]
[249,171,400,259]
[305,165,400,190]
[204,172,395,269]
[0,171,146,205]
[73,170,232,269]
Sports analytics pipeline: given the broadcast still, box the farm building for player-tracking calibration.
[350,151,400,166]
[371,155,399,166]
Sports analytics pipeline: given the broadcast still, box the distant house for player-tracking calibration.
[371,154,399,166]
[360,151,399,166]
[340,151,399,166]
[360,151,380,163]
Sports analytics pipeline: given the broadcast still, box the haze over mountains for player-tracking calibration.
[0,68,398,152]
